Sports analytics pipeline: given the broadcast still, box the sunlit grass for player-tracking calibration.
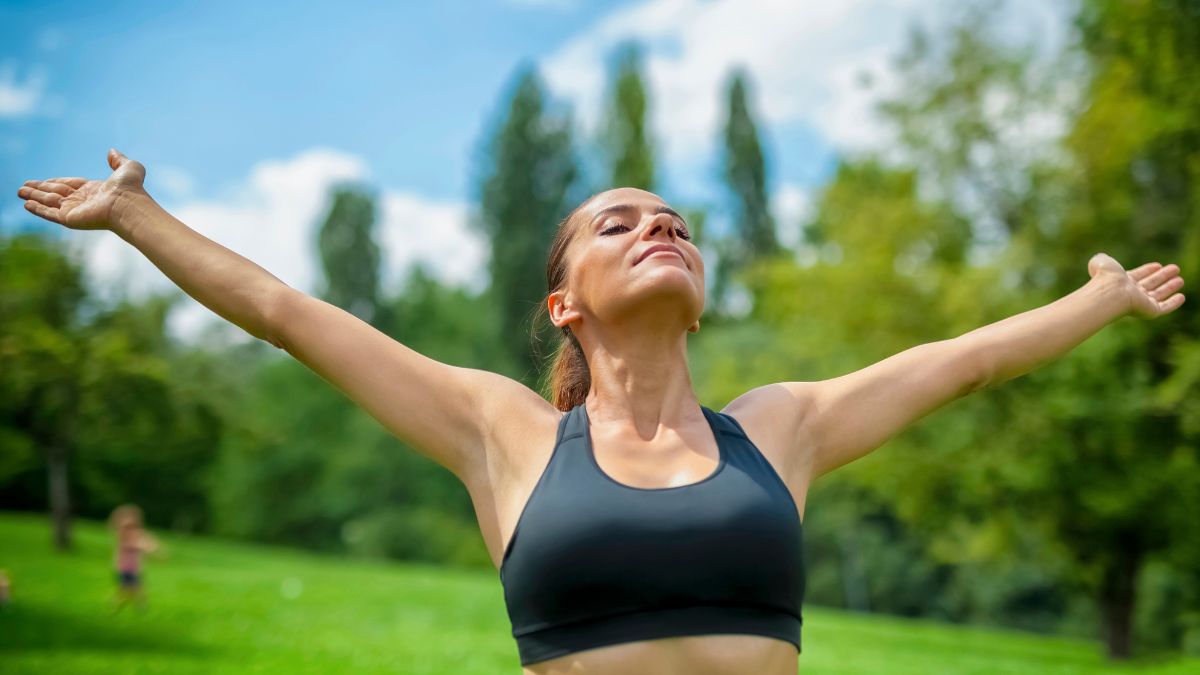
[1,512,1195,674]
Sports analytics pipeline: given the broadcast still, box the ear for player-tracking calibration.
[548,288,583,330]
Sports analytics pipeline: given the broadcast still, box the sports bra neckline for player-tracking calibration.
[580,400,728,492]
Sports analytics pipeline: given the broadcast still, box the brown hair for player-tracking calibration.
[534,195,599,412]
[108,504,143,531]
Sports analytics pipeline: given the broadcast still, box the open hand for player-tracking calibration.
[1088,252,1186,319]
[15,148,147,231]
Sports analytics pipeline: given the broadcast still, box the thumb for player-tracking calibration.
[108,147,127,170]
[1088,251,1122,278]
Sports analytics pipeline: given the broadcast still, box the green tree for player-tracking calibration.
[1048,0,1200,656]
[474,64,580,384]
[316,185,383,325]
[717,69,782,314]
[845,3,1200,659]
[601,41,655,190]
[0,233,90,549]
[0,233,224,546]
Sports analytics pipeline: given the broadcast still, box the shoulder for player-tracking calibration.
[720,383,819,486]
[460,373,563,490]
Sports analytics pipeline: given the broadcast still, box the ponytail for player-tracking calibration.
[548,325,590,411]
[537,194,600,411]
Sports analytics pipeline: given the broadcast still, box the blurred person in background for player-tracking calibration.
[0,568,11,611]
[108,503,160,613]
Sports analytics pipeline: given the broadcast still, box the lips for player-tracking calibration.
[636,243,684,265]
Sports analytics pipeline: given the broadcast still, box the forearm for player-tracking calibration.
[110,191,294,346]
[961,275,1131,390]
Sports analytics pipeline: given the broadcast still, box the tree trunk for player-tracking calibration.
[46,438,72,551]
[1098,543,1142,660]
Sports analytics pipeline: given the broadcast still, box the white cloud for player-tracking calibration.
[149,165,196,201]
[65,147,484,344]
[378,192,486,294]
[772,182,814,249]
[0,61,47,119]
[541,0,1072,166]
[171,147,370,294]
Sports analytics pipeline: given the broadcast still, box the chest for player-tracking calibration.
[500,423,805,624]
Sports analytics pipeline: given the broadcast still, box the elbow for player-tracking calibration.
[259,286,299,350]
[966,351,994,395]
[949,337,992,396]
[967,368,991,395]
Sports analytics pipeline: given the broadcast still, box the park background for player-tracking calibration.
[2,0,1198,672]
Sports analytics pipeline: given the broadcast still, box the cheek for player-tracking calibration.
[580,243,626,276]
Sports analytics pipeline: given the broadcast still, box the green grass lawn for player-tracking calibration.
[0,511,1195,674]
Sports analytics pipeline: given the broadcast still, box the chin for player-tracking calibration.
[614,279,702,320]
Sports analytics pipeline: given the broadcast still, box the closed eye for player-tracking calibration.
[600,222,691,240]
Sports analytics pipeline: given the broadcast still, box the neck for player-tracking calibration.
[577,315,700,439]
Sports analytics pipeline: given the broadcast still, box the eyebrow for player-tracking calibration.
[589,203,688,230]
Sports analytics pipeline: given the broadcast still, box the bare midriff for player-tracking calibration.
[518,633,799,675]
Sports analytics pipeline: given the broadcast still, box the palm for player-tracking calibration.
[15,149,147,231]
[57,179,114,228]
[1088,252,1186,320]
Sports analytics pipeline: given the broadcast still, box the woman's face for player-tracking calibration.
[553,187,704,334]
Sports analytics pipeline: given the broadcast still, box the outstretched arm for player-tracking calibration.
[16,149,551,482]
[138,531,161,555]
[968,256,1182,388]
[773,254,1184,480]
[18,149,287,345]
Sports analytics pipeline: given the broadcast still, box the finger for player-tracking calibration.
[22,178,82,193]
[1139,263,1179,290]
[24,199,64,224]
[25,180,73,196]
[1150,276,1184,301]
[1159,293,1185,315]
[16,186,64,207]
[1127,262,1163,282]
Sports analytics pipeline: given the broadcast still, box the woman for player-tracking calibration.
[107,503,160,612]
[16,149,1185,674]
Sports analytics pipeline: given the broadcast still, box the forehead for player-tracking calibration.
[581,188,669,221]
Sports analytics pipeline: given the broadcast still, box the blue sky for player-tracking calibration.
[0,1,651,203]
[1,0,1071,340]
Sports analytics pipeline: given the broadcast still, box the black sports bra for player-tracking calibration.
[499,401,805,666]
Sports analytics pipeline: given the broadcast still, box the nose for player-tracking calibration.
[644,212,677,241]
